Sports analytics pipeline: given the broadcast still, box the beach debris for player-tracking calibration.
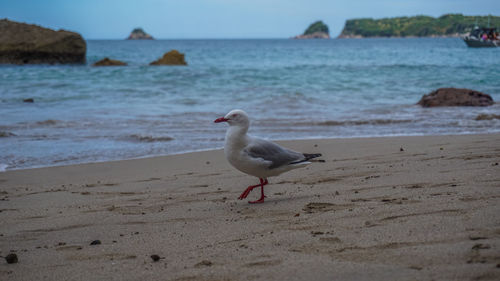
[195,260,213,267]
[0,19,86,64]
[417,88,494,107]
[150,254,161,262]
[472,243,491,250]
[5,253,18,264]
[409,266,423,270]
[475,114,500,121]
[90,240,101,245]
[319,237,341,243]
[93,57,127,66]
[294,213,300,217]
[469,235,488,240]
[23,98,34,103]
[150,50,187,65]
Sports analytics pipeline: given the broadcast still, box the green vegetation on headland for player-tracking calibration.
[339,14,500,38]
[304,21,329,35]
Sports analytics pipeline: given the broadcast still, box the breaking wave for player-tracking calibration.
[297,119,414,127]
[125,134,174,143]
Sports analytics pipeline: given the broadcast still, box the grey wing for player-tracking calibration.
[244,138,305,169]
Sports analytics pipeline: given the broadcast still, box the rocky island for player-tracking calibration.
[293,20,330,39]
[339,14,500,38]
[127,28,154,40]
[0,19,86,64]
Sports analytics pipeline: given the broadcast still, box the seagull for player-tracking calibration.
[214,109,322,203]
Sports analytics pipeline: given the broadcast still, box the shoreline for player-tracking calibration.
[4,132,500,172]
[1,133,499,280]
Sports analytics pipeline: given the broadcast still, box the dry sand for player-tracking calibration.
[1,134,499,280]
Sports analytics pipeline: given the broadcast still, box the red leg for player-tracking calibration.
[238,181,261,200]
[249,178,268,204]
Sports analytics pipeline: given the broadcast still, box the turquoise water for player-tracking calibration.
[1,38,499,170]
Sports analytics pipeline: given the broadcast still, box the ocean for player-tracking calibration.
[1,38,499,170]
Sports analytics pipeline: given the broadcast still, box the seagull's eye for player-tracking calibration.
[232,114,238,118]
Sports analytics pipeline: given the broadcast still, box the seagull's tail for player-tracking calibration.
[290,153,324,165]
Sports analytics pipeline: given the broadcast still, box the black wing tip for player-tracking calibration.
[289,153,323,165]
[303,153,322,160]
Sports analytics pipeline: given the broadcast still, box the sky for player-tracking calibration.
[1,0,500,39]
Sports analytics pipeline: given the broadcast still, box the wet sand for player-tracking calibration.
[1,134,499,280]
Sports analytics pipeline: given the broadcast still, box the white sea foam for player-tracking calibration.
[0,164,8,172]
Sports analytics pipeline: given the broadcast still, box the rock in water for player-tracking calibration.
[0,19,86,64]
[417,88,494,107]
[293,20,330,39]
[475,114,500,121]
[150,50,187,65]
[127,28,154,40]
[93,57,127,66]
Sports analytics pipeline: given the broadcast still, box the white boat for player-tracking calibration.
[462,27,499,48]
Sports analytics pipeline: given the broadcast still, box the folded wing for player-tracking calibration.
[244,138,307,169]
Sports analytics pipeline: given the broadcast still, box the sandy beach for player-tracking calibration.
[1,134,499,280]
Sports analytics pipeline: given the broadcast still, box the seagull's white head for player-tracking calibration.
[214,109,249,128]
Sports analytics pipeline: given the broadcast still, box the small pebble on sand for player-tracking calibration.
[150,254,160,262]
[5,253,18,264]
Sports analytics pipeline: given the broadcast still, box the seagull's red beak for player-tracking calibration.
[214,117,229,123]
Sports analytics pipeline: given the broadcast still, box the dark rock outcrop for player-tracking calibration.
[127,28,154,40]
[294,32,330,39]
[0,19,86,64]
[417,88,494,107]
[93,57,127,66]
[149,50,187,65]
